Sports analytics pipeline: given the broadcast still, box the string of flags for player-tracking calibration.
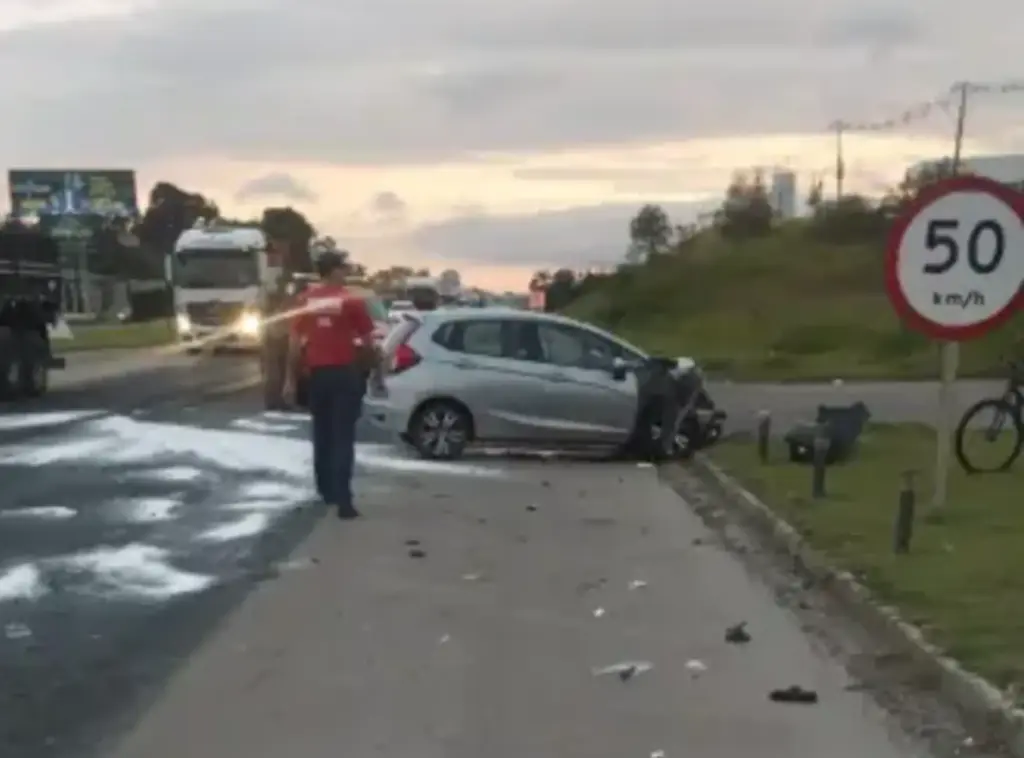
[830,79,1024,134]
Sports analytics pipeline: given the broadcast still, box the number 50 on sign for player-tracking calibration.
[885,175,1024,341]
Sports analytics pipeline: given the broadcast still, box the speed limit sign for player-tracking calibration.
[885,174,1024,340]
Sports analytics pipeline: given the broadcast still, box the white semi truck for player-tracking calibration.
[167,223,278,352]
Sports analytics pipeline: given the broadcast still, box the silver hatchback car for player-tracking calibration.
[364,308,722,460]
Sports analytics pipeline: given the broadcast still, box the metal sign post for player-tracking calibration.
[884,174,1024,513]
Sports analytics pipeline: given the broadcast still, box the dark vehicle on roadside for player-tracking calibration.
[0,222,66,401]
[363,308,725,461]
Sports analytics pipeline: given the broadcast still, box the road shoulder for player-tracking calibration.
[674,448,1024,756]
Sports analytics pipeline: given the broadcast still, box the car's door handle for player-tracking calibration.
[542,372,570,383]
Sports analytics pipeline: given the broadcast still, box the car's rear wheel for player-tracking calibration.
[409,401,471,460]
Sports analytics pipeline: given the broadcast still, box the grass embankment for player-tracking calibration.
[53,320,175,353]
[712,425,1024,693]
[565,223,1023,380]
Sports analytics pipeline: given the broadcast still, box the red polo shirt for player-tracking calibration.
[290,283,375,369]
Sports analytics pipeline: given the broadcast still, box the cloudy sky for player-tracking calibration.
[3,0,1024,289]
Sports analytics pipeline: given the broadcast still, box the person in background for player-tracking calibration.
[283,251,375,520]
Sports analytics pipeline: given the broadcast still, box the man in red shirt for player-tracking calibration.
[283,251,375,519]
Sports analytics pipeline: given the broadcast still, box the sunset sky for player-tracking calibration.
[3,0,1024,290]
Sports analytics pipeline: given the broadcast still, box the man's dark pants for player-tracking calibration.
[307,364,364,508]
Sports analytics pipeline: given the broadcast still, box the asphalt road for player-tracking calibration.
[708,378,1005,435]
[0,355,990,757]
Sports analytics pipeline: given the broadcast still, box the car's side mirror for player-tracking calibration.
[610,357,628,381]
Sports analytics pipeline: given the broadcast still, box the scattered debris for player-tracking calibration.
[408,549,426,559]
[462,572,482,582]
[684,659,707,676]
[541,480,551,487]
[526,504,538,512]
[650,751,666,758]
[576,578,607,595]
[628,579,648,590]
[593,607,606,618]
[724,622,751,644]
[405,539,421,546]
[438,634,450,645]
[4,622,31,640]
[692,537,703,545]
[637,462,654,469]
[476,517,487,525]
[592,660,653,681]
[769,685,818,704]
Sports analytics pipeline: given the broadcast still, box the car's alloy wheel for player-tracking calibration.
[413,403,469,460]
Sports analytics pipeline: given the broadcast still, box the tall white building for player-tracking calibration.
[769,170,798,219]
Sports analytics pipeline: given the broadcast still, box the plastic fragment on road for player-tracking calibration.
[768,685,818,704]
[685,659,707,676]
[4,622,31,640]
[724,621,751,644]
[462,572,482,581]
[592,660,653,681]
[628,579,648,590]
[593,607,606,618]
[526,503,538,512]
[651,751,666,758]
[637,462,654,468]
[438,634,450,644]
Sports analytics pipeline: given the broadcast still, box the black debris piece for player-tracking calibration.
[408,549,426,559]
[405,539,421,546]
[526,504,538,512]
[724,622,751,644]
[618,665,639,682]
[769,686,818,704]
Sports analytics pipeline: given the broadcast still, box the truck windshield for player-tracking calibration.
[174,249,258,289]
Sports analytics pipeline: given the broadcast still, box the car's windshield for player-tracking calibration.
[174,249,258,289]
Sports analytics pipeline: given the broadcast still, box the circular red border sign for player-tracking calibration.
[884,174,1024,341]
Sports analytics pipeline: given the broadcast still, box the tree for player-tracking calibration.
[135,182,218,258]
[628,204,672,261]
[529,270,552,291]
[261,206,315,275]
[545,268,578,311]
[715,170,774,239]
[806,178,824,211]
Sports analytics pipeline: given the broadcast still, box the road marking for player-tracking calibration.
[0,506,76,520]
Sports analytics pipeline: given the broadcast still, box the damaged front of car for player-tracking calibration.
[664,356,727,451]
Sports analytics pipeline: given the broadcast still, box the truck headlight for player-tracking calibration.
[238,312,261,336]
[175,313,191,333]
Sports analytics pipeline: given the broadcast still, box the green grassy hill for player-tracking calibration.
[564,223,1022,381]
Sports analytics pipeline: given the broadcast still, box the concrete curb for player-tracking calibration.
[690,452,1024,755]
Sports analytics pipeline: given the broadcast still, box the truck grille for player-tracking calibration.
[185,301,245,326]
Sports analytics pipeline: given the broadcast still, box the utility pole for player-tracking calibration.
[833,121,846,199]
[931,81,970,516]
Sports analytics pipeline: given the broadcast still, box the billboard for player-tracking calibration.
[8,169,138,218]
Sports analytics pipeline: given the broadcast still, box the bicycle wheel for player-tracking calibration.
[954,398,1024,474]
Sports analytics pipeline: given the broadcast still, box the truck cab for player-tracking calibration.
[167,223,274,352]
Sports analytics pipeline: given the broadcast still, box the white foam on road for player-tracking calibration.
[230,418,300,434]
[120,497,181,523]
[0,410,97,432]
[242,481,311,500]
[0,506,76,520]
[0,563,46,601]
[199,513,271,542]
[150,466,204,482]
[52,544,214,600]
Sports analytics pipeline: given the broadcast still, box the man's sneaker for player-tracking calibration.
[336,505,361,520]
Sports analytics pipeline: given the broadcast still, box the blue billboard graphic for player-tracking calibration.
[8,169,138,218]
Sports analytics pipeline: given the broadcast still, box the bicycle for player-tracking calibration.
[954,359,1024,474]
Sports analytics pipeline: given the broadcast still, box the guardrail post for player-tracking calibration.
[757,410,771,463]
[811,426,828,499]
[893,470,917,554]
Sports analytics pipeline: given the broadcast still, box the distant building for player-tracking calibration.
[908,153,1024,191]
[769,170,797,219]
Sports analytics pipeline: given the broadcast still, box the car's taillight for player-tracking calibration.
[392,343,421,374]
